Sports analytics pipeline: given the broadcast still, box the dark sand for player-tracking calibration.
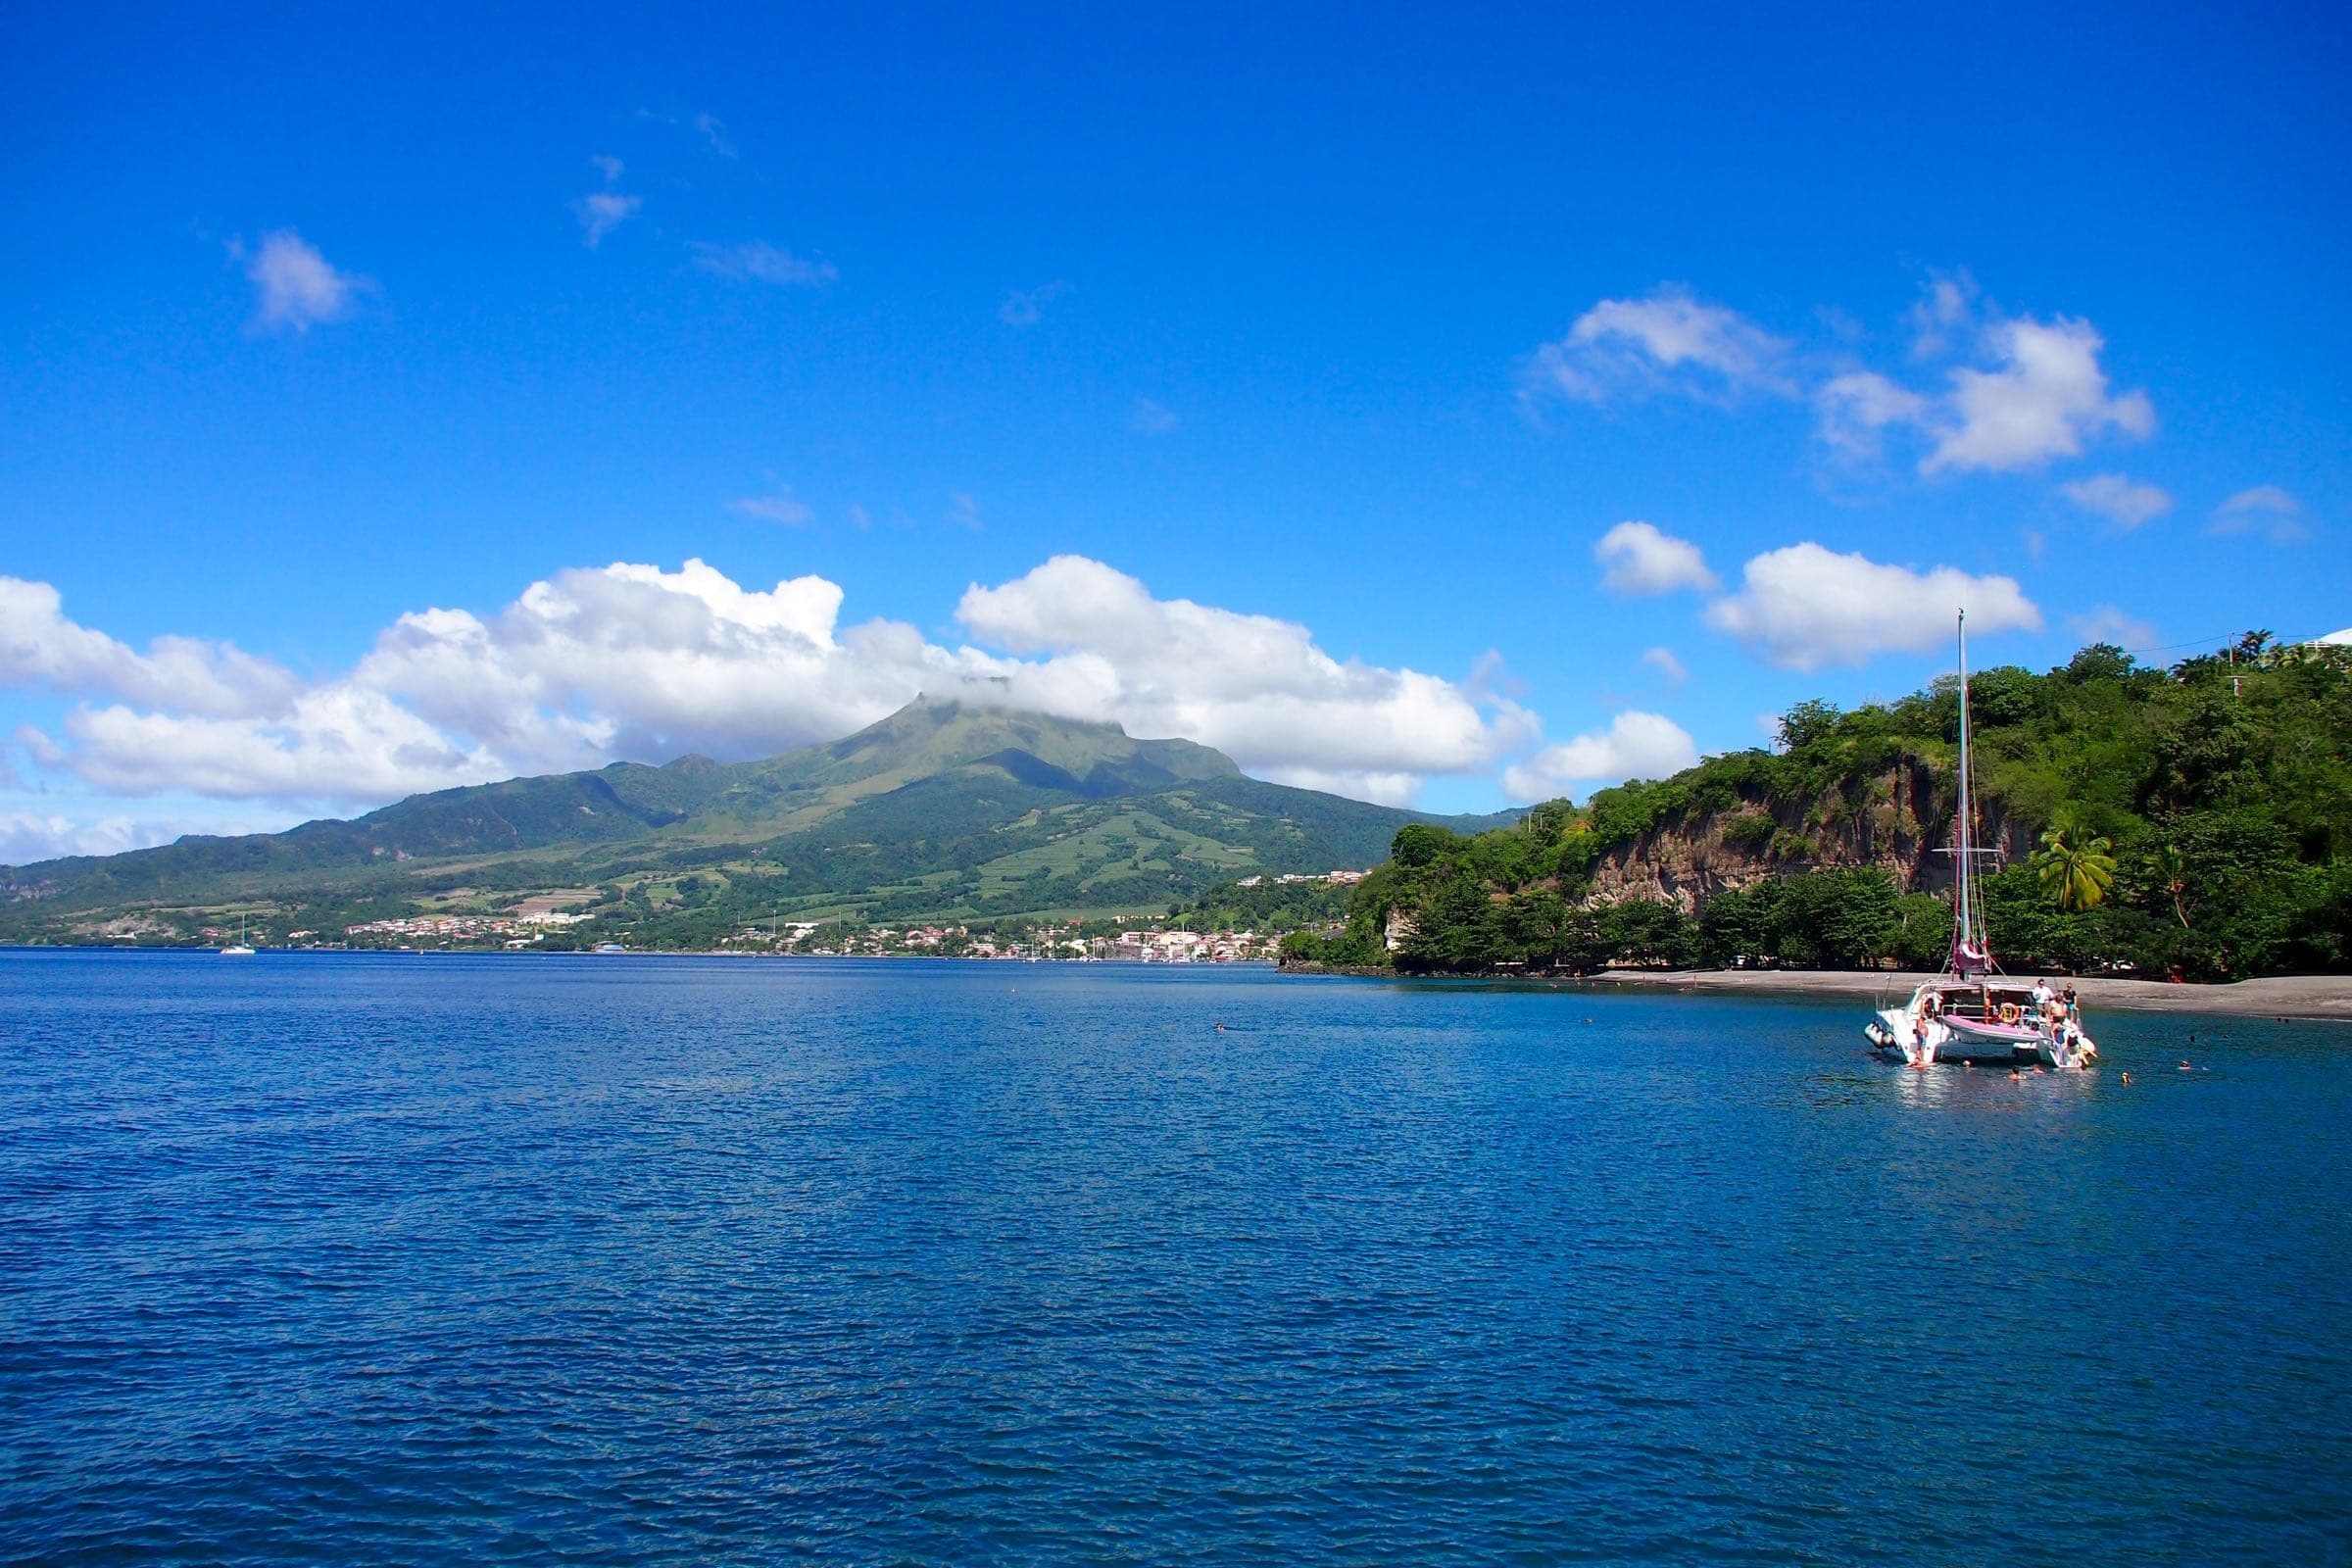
[1587,968,2352,1020]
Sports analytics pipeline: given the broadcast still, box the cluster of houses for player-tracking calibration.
[345,909,592,947]
[715,920,1282,962]
[1231,869,1369,889]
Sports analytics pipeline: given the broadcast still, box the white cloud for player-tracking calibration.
[57,689,511,804]
[1594,521,1718,595]
[690,241,837,286]
[1129,398,1179,435]
[0,810,188,866]
[1815,370,1932,459]
[728,487,814,525]
[590,154,625,184]
[1641,646,1687,685]
[2067,606,2157,649]
[0,576,299,716]
[2211,484,2308,542]
[1703,543,2042,669]
[1905,270,1979,359]
[5,557,1535,814]
[2217,484,2299,517]
[1502,711,1698,803]
[955,556,1535,802]
[1527,280,2156,484]
[242,231,366,331]
[999,281,1066,327]
[1525,286,1791,406]
[573,192,640,248]
[1924,317,2154,473]
[2060,472,2173,527]
[693,112,738,159]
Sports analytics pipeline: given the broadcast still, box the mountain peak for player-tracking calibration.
[808,697,1240,789]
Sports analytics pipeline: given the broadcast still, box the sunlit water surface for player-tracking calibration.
[3,952,2348,1564]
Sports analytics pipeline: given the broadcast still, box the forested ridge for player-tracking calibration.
[1283,636,2352,980]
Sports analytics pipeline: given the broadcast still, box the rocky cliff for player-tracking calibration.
[1582,759,2034,913]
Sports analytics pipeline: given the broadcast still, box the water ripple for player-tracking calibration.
[2,953,2348,1565]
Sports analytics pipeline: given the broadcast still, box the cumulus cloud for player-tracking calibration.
[955,556,1534,804]
[691,241,837,286]
[1703,543,2041,669]
[4,557,1534,813]
[0,810,190,867]
[241,231,367,331]
[1527,276,2155,484]
[2060,473,2173,527]
[1502,711,1699,803]
[1525,286,1791,406]
[2067,606,2157,649]
[1815,370,1933,459]
[1924,317,2154,473]
[0,576,300,715]
[2211,484,2308,542]
[1594,521,1718,596]
[999,280,1066,327]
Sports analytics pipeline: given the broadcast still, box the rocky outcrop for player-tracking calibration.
[1582,759,2034,914]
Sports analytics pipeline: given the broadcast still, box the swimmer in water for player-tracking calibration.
[2180,1060,2193,1071]
[2121,1071,2132,1084]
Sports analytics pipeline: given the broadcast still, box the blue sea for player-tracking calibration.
[3,952,2348,1565]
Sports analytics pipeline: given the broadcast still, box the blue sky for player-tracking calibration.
[3,1,2348,859]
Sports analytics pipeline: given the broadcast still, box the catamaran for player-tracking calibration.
[1863,611,2097,1071]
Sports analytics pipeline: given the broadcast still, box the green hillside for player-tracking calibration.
[1285,636,2352,981]
[0,699,1513,947]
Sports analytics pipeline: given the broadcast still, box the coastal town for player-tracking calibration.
[302,867,1372,958]
[327,911,1289,960]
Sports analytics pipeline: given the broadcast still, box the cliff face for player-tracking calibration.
[1583,759,2034,914]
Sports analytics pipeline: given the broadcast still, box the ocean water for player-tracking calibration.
[2,953,2348,1566]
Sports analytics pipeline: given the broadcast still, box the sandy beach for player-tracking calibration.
[1585,967,2352,1021]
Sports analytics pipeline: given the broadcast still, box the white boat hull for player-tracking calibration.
[1867,989,2096,1070]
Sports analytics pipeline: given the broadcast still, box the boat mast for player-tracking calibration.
[1950,610,1985,975]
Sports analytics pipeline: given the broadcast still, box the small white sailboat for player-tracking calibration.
[220,914,256,957]
[1863,612,2096,1071]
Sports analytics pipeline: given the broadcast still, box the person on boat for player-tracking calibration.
[2061,982,2080,1020]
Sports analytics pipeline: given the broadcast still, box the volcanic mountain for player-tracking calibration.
[1,699,1516,941]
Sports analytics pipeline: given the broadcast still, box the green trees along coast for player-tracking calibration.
[1281,636,2352,980]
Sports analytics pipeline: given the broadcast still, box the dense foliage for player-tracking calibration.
[1164,877,1355,934]
[1283,637,2352,980]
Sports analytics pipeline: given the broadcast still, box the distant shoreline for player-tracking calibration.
[1283,961,2352,1021]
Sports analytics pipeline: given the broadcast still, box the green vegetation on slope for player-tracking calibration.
[0,700,1509,948]
[1284,636,2352,980]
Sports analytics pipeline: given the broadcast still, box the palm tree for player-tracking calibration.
[2152,843,2192,928]
[2034,827,2117,912]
